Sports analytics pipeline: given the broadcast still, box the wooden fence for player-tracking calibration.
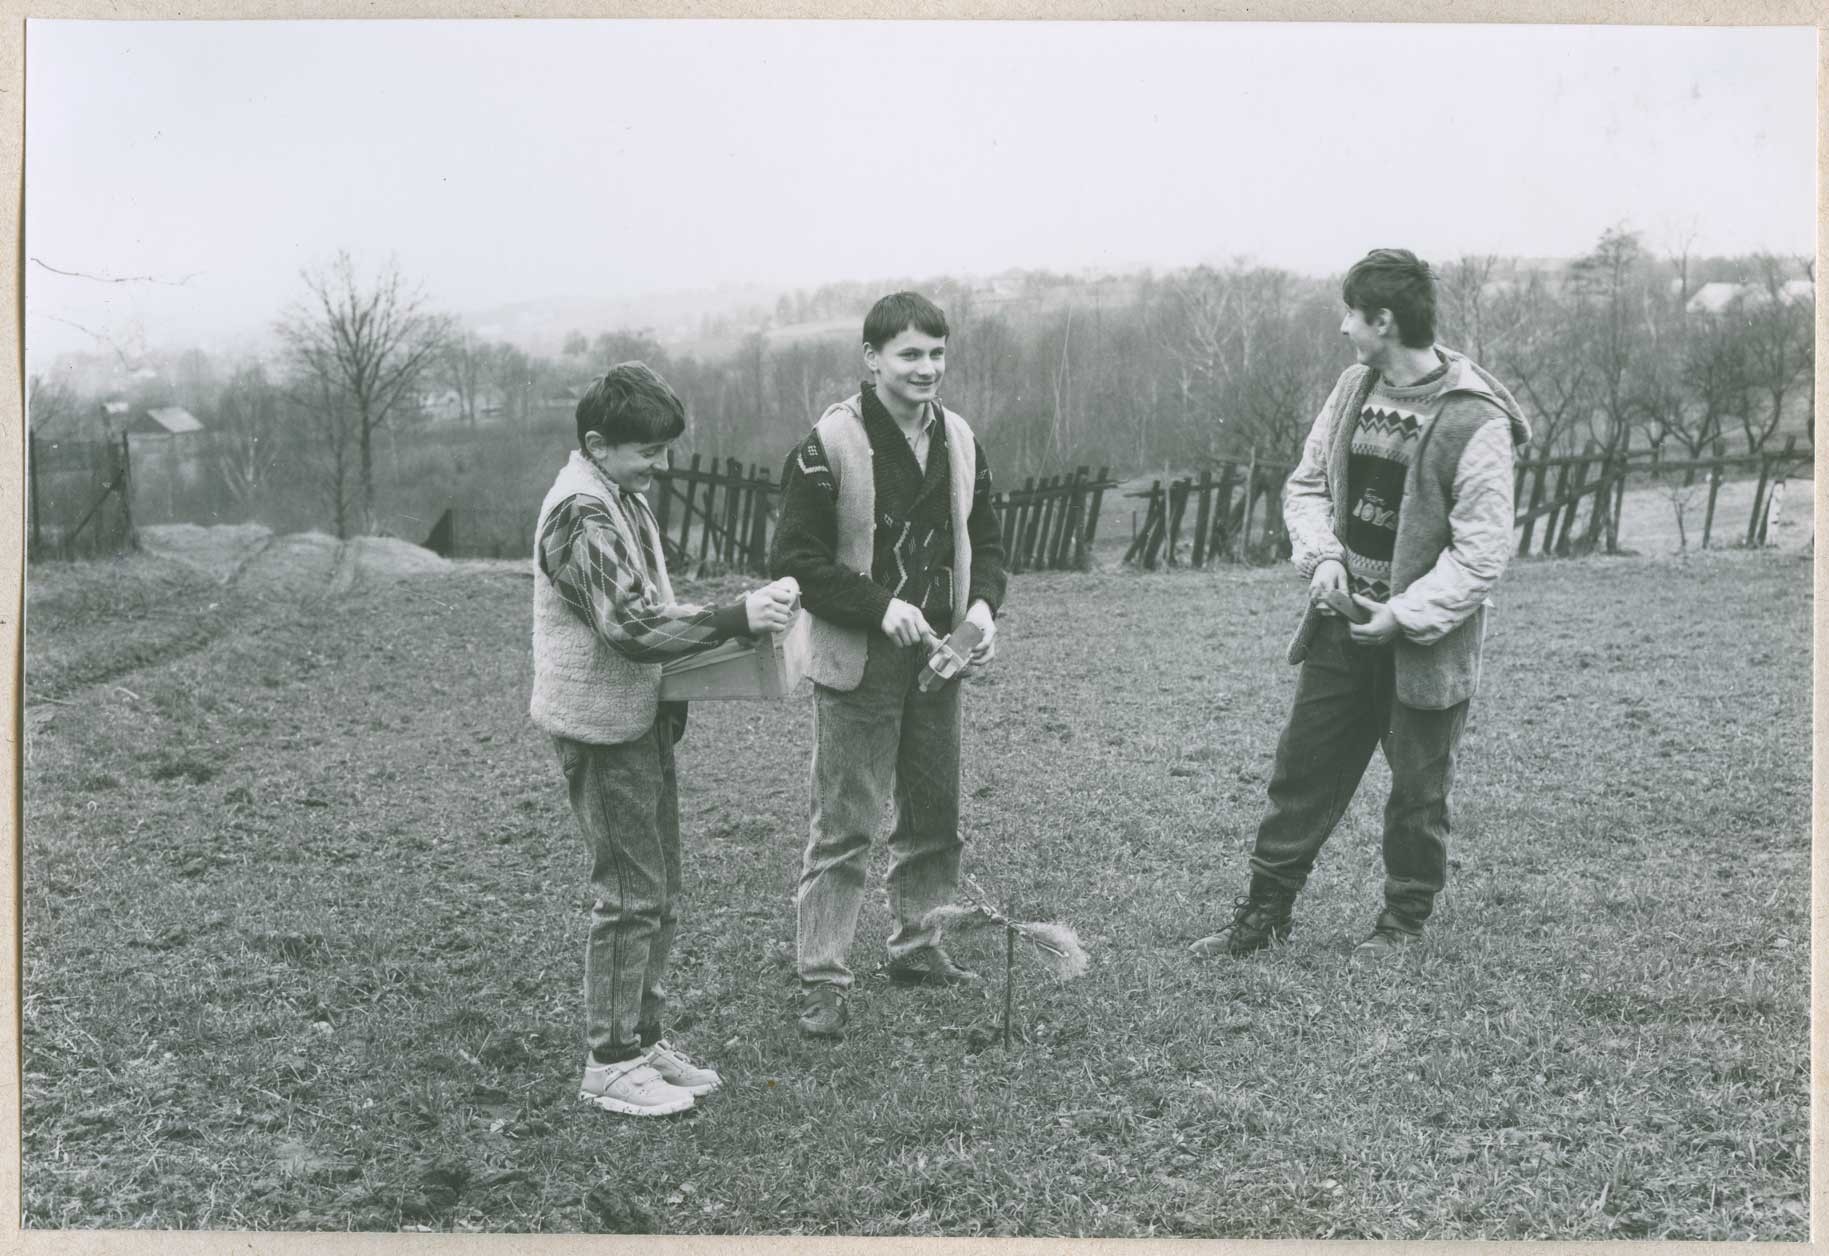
[651,455,779,572]
[1123,452,1296,570]
[425,454,1116,575]
[1513,435,1809,556]
[1118,436,1811,572]
[28,432,136,561]
[991,466,1115,573]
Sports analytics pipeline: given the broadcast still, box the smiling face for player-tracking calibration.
[864,326,947,414]
[585,432,671,493]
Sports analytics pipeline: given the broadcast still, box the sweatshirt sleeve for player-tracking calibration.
[768,431,894,631]
[1387,416,1516,644]
[1283,375,1348,579]
[965,438,1008,616]
[538,495,751,662]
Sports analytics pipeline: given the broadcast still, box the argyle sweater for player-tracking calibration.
[1341,364,1450,601]
[771,382,1007,633]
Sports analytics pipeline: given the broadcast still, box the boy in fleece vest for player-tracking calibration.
[1191,249,1531,965]
[531,363,799,1116]
[770,292,1009,1041]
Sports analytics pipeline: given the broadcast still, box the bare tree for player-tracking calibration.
[486,342,532,426]
[439,328,488,426]
[26,373,80,435]
[213,362,285,512]
[1735,253,1813,453]
[1494,274,1592,455]
[277,251,451,532]
[1566,225,1651,455]
[1047,306,1075,466]
[1439,254,1512,363]
[287,358,359,539]
[1166,265,1335,469]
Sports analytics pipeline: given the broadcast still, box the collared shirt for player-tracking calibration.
[903,406,938,473]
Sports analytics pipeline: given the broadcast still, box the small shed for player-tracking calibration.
[127,406,203,436]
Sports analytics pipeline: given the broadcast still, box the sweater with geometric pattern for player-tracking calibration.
[1283,346,1532,709]
[1342,364,1449,601]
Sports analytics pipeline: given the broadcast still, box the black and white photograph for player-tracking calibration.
[14,13,1818,1243]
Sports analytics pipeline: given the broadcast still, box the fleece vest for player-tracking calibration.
[528,450,676,744]
[807,396,977,692]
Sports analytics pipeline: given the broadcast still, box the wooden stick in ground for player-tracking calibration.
[1003,913,1015,1051]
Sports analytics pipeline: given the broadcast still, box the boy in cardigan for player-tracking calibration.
[532,363,799,1116]
[770,292,1009,1041]
[1190,249,1531,965]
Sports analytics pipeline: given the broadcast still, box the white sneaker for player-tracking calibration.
[644,1040,722,1096]
[579,1056,695,1117]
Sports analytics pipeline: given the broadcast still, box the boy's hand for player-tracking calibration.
[1310,558,1348,614]
[962,599,997,669]
[744,581,799,634]
[881,598,937,648]
[1347,595,1400,645]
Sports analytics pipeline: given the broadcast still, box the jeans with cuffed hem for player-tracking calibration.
[798,632,963,989]
[1247,616,1468,926]
[554,722,679,1066]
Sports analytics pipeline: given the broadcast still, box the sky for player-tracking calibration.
[23,19,1819,366]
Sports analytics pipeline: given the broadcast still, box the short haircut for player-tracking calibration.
[574,362,686,447]
[1342,249,1437,349]
[863,292,949,350]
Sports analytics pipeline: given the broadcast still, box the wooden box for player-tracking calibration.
[659,610,810,701]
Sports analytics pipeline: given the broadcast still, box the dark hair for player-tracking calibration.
[863,292,949,350]
[1342,249,1437,349]
[575,361,686,448]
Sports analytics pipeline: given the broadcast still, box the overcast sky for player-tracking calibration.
[24,19,1818,365]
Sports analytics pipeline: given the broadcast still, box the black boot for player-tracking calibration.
[1189,883,1297,958]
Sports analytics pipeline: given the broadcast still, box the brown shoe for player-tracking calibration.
[885,946,981,987]
[797,983,848,1040]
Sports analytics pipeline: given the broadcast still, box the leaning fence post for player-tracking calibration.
[119,431,135,548]
[1235,447,1259,562]
[1078,467,1110,567]
[1191,468,1213,568]
[1746,451,1772,548]
[1701,438,1726,549]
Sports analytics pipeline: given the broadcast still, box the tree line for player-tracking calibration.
[26,227,1814,541]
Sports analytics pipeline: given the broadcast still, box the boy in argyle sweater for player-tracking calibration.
[770,292,1008,1041]
[1191,249,1531,965]
[531,363,799,1116]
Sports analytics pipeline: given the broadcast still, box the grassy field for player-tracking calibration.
[20,536,1812,1238]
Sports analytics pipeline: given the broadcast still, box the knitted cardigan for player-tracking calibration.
[806,395,977,692]
[529,451,677,744]
[1285,348,1532,710]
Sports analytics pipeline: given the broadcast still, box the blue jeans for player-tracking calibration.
[799,633,963,988]
[554,721,678,1063]
[1248,617,1469,924]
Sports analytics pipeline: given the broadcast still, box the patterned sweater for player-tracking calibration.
[1286,348,1528,647]
[1341,363,1450,601]
[537,486,750,662]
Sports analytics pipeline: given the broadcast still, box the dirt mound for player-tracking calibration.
[350,536,453,577]
[235,531,344,590]
[136,523,274,581]
[135,523,453,589]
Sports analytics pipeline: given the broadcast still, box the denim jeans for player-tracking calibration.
[1248,616,1469,924]
[554,721,678,1063]
[799,632,963,988]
